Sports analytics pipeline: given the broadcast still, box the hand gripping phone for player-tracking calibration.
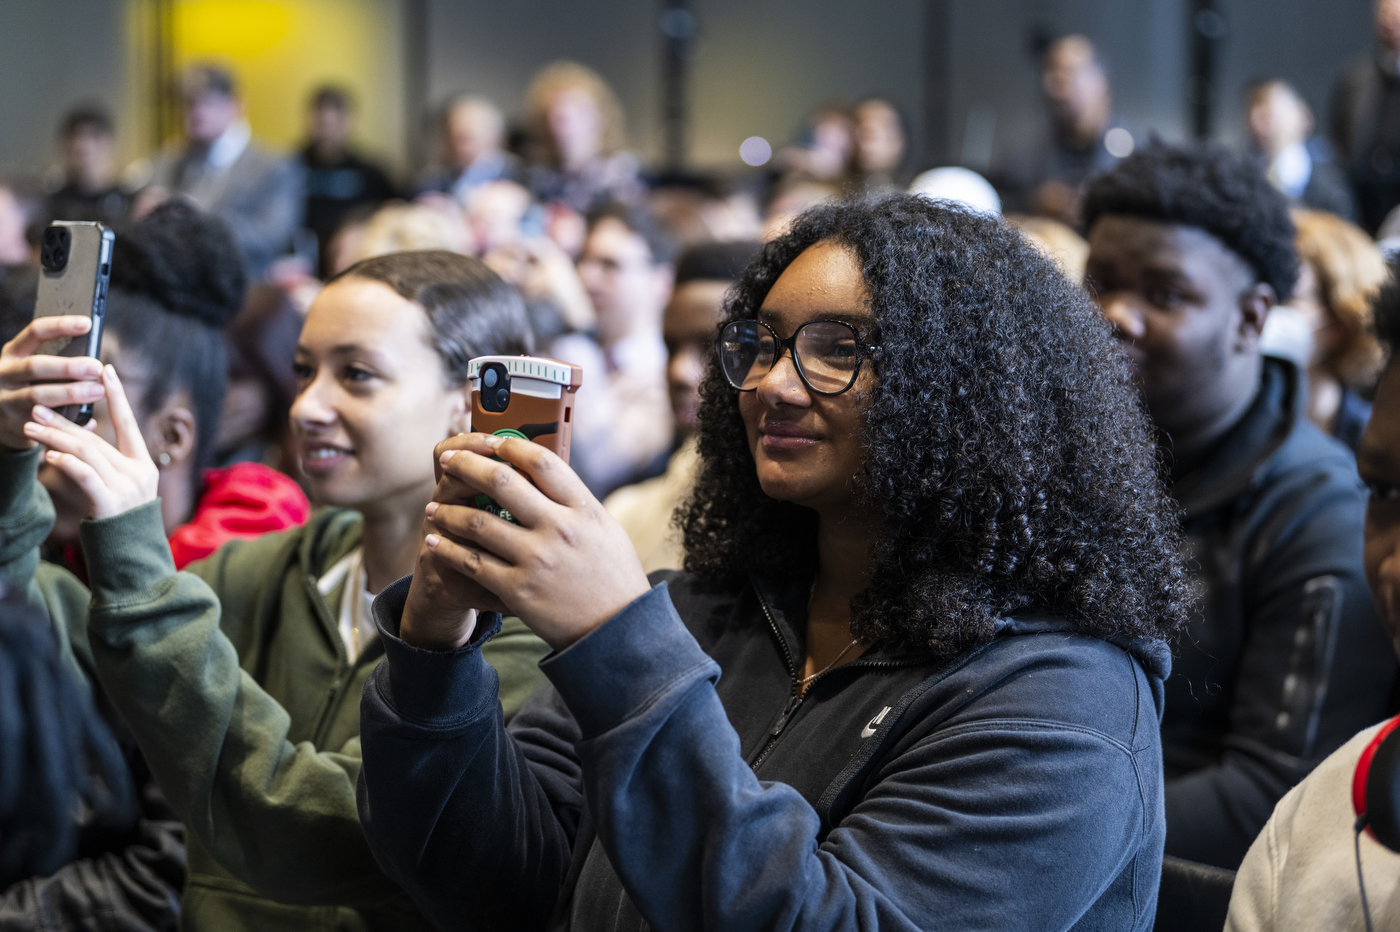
[467,355,583,522]
[33,221,115,425]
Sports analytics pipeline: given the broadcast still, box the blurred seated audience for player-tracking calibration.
[1000,34,1138,225]
[356,195,1189,932]
[851,97,910,191]
[299,86,397,277]
[1331,0,1400,233]
[1224,267,1400,931]
[135,65,304,281]
[0,185,34,265]
[7,251,551,931]
[38,104,130,232]
[414,95,521,206]
[909,167,1003,216]
[604,239,761,572]
[524,61,645,213]
[1289,209,1387,449]
[647,176,762,249]
[1006,213,1089,283]
[551,202,675,494]
[40,200,309,573]
[1084,142,1398,869]
[1246,80,1357,221]
[216,284,304,476]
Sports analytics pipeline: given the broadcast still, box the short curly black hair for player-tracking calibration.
[1082,141,1299,303]
[679,195,1191,656]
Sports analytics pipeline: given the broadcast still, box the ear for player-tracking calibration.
[153,404,197,469]
[447,383,471,437]
[1235,281,1276,352]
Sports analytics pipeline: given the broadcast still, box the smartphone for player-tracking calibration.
[33,221,115,425]
[467,355,582,521]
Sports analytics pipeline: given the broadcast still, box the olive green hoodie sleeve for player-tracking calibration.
[80,503,406,909]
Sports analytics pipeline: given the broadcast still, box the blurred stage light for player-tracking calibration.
[1104,127,1135,159]
[740,136,772,166]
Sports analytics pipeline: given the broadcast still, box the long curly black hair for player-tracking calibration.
[678,195,1191,656]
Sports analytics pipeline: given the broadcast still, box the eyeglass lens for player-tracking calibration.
[719,320,861,394]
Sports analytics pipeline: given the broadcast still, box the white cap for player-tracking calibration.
[908,167,1002,216]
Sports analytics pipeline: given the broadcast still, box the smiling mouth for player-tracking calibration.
[301,444,354,471]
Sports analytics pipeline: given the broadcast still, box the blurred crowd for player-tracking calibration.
[5,5,1400,931]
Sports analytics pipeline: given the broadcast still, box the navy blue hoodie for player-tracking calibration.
[358,570,1172,931]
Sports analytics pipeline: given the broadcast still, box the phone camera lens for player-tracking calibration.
[483,368,498,388]
[495,388,510,408]
[40,227,72,273]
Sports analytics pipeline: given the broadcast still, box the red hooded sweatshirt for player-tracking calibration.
[167,462,311,569]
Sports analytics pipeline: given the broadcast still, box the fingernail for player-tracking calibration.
[32,405,53,422]
[440,450,457,465]
[482,434,505,449]
[425,501,438,516]
[104,365,118,381]
[425,534,441,548]
[77,359,101,377]
[22,421,40,435]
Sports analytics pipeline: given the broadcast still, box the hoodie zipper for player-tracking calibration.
[748,585,922,772]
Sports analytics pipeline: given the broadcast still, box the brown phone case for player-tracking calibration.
[469,355,583,463]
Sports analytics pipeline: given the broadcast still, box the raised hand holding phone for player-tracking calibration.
[22,364,159,520]
[33,221,115,425]
[0,315,105,450]
[403,432,650,652]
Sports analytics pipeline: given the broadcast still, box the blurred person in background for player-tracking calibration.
[647,177,763,249]
[1223,264,1400,932]
[39,104,129,231]
[524,61,645,214]
[773,104,855,187]
[1006,214,1089,283]
[7,250,549,932]
[552,201,675,494]
[604,239,760,573]
[350,200,469,262]
[415,95,521,206]
[40,201,308,574]
[299,86,396,278]
[1000,34,1137,225]
[760,177,840,241]
[851,97,910,191]
[1246,80,1357,221]
[0,185,33,264]
[138,65,304,281]
[1289,209,1388,450]
[1332,0,1400,233]
[216,285,305,476]
[1084,142,1397,869]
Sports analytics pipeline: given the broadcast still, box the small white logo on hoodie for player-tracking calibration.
[860,706,892,738]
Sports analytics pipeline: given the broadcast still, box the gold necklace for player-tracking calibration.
[798,637,861,689]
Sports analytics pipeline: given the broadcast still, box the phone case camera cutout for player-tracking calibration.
[467,355,583,523]
[33,221,115,425]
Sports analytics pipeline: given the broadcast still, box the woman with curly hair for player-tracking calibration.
[358,195,1186,930]
[1290,208,1388,450]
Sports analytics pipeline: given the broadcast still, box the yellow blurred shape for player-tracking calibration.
[174,0,294,59]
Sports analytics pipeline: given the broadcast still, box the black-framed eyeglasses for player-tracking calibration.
[717,319,878,396]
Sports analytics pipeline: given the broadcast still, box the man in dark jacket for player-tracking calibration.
[1331,0,1400,232]
[1083,142,1399,869]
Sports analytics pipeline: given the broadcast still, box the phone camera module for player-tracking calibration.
[40,226,71,273]
[479,363,511,413]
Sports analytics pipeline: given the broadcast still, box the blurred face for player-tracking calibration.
[446,101,503,170]
[854,101,905,175]
[1247,84,1312,158]
[1379,0,1400,52]
[62,126,116,190]
[737,241,872,518]
[310,101,351,151]
[1287,260,1344,365]
[0,188,29,264]
[1043,37,1109,127]
[1359,361,1400,649]
[577,217,670,344]
[184,91,238,146]
[548,88,603,169]
[664,279,730,436]
[1086,215,1267,438]
[291,278,468,518]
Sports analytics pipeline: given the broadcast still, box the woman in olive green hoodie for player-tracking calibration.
[2,251,552,931]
